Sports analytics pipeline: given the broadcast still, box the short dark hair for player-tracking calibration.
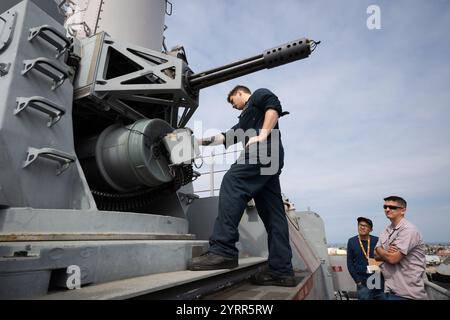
[227,85,251,103]
[384,196,407,208]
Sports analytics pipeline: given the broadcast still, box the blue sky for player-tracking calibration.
[165,0,450,243]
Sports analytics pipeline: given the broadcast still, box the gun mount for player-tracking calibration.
[69,33,318,211]
[0,0,320,214]
[0,1,332,301]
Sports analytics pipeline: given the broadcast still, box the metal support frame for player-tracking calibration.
[75,34,199,128]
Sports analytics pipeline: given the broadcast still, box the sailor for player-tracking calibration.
[187,85,296,287]
[346,217,385,299]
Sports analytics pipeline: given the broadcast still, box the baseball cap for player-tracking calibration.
[357,217,373,229]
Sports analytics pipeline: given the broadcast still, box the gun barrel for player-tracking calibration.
[188,38,312,91]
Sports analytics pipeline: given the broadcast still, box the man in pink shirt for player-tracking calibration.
[374,196,428,300]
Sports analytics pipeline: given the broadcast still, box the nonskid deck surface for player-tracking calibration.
[38,257,268,300]
[203,272,309,300]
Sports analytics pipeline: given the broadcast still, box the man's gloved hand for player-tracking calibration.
[198,134,225,147]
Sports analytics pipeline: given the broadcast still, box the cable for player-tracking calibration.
[193,155,204,169]
[125,128,152,141]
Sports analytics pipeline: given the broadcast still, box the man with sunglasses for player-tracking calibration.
[346,217,385,299]
[374,196,427,300]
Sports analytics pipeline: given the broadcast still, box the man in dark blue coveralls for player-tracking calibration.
[187,85,296,287]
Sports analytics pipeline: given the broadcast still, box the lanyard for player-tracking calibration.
[358,235,370,262]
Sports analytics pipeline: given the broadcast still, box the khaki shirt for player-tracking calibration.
[376,218,428,300]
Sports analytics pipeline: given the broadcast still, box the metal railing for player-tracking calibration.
[424,278,450,299]
[194,149,241,197]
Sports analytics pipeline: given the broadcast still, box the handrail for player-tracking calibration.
[424,278,450,298]
[197,169,228,176]
[193,148,242,196]
[195,149,242,159]
[195,189,220,194]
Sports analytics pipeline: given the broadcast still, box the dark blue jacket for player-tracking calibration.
[223,88,288,163]
[346,235,379,283]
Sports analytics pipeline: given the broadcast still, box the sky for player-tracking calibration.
[2,0,448,244]
[163,0,450,243]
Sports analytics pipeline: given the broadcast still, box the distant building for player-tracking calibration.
[426,255,441,266]
[328,248,347,255]
[436,249,450,257]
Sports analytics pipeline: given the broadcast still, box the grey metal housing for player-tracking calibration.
[0,0,94,210]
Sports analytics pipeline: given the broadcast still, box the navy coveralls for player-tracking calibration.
[208,88,294,277]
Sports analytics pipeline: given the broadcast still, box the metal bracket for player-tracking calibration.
[178,192,199,205]
[23,147,76,176]
[15,96,66,127]
[0,10,17,53]
[28,25,72,58]
[0,62,11,76]
[21,57,71,90]
[165,1,173,16]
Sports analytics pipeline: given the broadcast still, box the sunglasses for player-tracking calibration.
[383,205,404,210]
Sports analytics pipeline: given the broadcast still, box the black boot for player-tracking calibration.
[187,252,238,271]
[250,271,298,287]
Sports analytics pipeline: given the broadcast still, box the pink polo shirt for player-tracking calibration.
[376,218,428,300]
